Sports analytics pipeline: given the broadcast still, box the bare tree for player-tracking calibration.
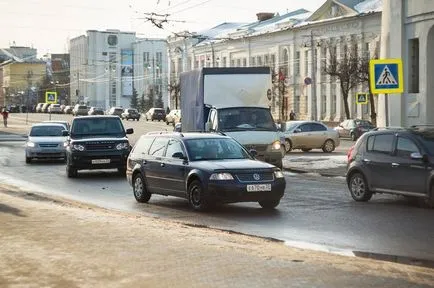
[168,81,181,109]
[323,40,362,120]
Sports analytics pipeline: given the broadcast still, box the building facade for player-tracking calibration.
[49,54,70,105]
[378,0,434,127]
[69,30,168,110]
[167,0,382,123]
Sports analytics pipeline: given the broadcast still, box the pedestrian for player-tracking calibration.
[1,108,9,127]
[289,110,296,121]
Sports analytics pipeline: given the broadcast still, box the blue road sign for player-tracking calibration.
[369,59,404,94]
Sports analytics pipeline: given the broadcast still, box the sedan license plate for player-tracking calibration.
[247,184,272,192]
[92,159,110,164]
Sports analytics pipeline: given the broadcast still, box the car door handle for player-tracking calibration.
[391,163,400,168]
[363,159,370,163]
[160,163,165,167]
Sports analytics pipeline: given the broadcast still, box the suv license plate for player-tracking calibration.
[247,184,272,192]
[92,159,110,164]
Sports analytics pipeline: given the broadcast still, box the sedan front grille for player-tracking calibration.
[235,172,274,182]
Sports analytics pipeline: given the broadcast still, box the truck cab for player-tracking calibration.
[205,106,283,169]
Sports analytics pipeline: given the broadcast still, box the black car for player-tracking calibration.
[64,115,134,178]
[346,125,434,207]
[335,119,375,141]
[126,132,286,211]
[145,108,166,121]
[121,108,141,121]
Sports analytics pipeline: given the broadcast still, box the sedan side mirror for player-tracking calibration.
[293,128,301,133]
[126,128,134,134]
[172,152,187,160]
[249,149,258,158]
[411,152,429,163]
[62,130,69,136]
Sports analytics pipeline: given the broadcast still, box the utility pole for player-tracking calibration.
[26,70,33,124]
[310,30,317,121]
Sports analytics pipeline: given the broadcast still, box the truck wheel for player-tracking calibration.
[258,199,280,209]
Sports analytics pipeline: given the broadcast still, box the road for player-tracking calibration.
[1,113,433,265]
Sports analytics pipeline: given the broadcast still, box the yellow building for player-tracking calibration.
[1,61,45,106]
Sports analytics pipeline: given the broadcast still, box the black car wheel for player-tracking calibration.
[258,199,280,209]
[66,163,78,178]
[284,139,292,153]
[322,139,335,153]
[349,172,372,202]
[133,173,151,203]
[188,180,210,211]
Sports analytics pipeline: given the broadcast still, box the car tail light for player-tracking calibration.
[347,145,355,162]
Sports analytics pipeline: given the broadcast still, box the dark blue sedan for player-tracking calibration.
[126,132,286,211]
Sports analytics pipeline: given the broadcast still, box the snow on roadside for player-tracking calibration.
[283,155,347,170]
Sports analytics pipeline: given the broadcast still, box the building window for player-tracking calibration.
[156,52,163,78]
[304,50,309,76]
[257,56,262,66]
[294,84,300,113]
[321,83,327,117]
[143,52,150,67]
[222,57,227,67]
[243,58,247,67]
[251,57,256,66]
[177,58,182,74]
[236,59,241,67]
[231,59,235,67]
[409,38,419,93]
[282,49,289,76]
[294,51,300,76]
[187,57,192,71]
[265,55,269,66]
[271,54,276,71]
[331,82,337,115]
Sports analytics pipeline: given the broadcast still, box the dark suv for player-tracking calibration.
[335,119,375,141]
[126,132,286,211]
[346,126,434,207]
[64,115,134,178]
[145,108,166,121]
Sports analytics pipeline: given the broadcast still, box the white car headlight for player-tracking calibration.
[272,140,281,150]
[63,142,68,147]
[274,170,284,178]
[72,144,85,151]
[27,142,35,147]
[209,173,234,180]
[116,142,130,150]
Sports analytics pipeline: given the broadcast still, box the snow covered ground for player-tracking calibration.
[283,154,347,170]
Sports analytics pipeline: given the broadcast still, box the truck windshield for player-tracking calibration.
[218,107,276,132]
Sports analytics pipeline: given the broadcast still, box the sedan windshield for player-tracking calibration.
[185,138,251,161]
[218,107,276,132]
[30,125,65,137]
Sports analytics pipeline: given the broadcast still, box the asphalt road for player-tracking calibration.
[1,113,433,265]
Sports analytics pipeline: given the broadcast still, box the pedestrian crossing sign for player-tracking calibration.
[370,58,404,94]
[356,93,368,105]
[45,91,57,104]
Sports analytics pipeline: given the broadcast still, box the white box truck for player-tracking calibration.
[180,67,283,169]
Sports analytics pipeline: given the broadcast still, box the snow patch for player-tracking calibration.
[283,155,347,170]
[354,0,383,13]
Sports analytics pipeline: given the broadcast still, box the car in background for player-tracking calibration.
[346,125,434,207]
[64,115,134,178]
[72,104,88,116]
[25,123,68,163]
[335,119,375,141]
[145,107,166,121]
[126,132,286,211]
[165,109,181,125]
[121,108,140,121]
[48,104,62,114]
[64,105,73,114]
[107,107,124,117]
[35,103,44,113]
[88,107,105,115]
[173,122,182,132]
[41,103,51,113]
[42,120,70,131]
[280,121,340,153]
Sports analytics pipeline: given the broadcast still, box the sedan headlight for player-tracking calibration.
[272,140,281,150]
[274,170,284,178]
[72,144,85,151]
[209,173,234,180]
[116,142,130,150]
[27,142,35,147]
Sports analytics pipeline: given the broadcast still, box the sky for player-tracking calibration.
[0,0,324,56]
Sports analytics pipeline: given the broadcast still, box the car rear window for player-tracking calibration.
[367,134,394,154]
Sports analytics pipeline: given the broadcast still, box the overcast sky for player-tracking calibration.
[0,0,324,56]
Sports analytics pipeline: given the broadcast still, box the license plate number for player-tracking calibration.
[92,159,110,164]
[247,184,272,192]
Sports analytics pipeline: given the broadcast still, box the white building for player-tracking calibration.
[378,0,434,127]
[69,30,168,110]
[167,0,382,123]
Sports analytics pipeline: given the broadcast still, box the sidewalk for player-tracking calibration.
[1,187,433,288]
